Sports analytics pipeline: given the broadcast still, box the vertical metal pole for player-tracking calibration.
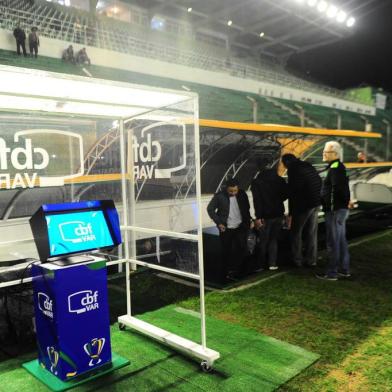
[295,104,304,127]
[246,96,258,124]
[119,119,132,316]
[127,128,137,271]
[69,136,75,201]
[193,97,207,350]
[361,116,369,162]
[383,119,391,161]
[253,101,258,124]
[336,113,342,130]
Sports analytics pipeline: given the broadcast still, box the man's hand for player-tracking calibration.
[250,220,255,229]
[348,200,355,209]
[254,219,263,229]
[218,224,226,232]
[286,215,292,230]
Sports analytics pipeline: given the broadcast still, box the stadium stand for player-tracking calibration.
[0,0,391,162]
[0,0,377,105]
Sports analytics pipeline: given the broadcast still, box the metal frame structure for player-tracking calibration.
[144,0,381,59]
[0,65,220,369]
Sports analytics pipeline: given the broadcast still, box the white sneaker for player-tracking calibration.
[269,266,279,271]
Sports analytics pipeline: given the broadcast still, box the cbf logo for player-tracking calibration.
[83,338,105,367]
[131,122,186,180]
[68,290,99,314]
[38,292,54,319]
[0,129,84,189]
[59,221,96,244]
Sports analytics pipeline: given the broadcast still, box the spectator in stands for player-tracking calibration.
[251,163,288,271]
[62,45,75,64]
[28,26,39,58]
[86,23,96,46]
[317,141,352,281]
[74,18,82,43]
[13,23,27,57]
[281,153,322,268]
[207,178,252,281]
[357,151,367,163]
[76,48,91,66]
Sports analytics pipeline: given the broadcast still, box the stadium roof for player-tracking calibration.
[133,0,381,59]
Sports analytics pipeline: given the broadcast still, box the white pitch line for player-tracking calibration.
[348,229,392,248]
[82,67,92,77]
[222,271,287,293]
[174,307,201,319]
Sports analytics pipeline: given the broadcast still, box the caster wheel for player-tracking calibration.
[119,323,126,331]
[200,360,212,373]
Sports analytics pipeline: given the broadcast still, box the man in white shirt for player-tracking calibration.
[207,178,252,281]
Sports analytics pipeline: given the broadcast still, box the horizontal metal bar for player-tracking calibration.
[0,276,32,289]
[0,238,33,247]
[128,258,200,280]
[121,225,199,241]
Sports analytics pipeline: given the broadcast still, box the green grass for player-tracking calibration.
[1,230,392,391]
[179,230,392,391]
[0,306,318,392]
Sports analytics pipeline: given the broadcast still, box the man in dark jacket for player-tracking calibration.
[13,24,27,57]
[251,167,288,271]
[317,141,352,281]
[207,178,252,280]
[281,154,322,267]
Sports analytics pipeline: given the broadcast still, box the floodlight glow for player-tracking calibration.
[346,16,355,27]
[259,32,265,37]
[307,0,317,6]
[227,20,232,26]
[336,10,347,23]
[317,1,328,12]
[187,7,192,12]
[326,4,338,18]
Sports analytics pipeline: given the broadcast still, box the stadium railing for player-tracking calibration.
[0,0,374,106]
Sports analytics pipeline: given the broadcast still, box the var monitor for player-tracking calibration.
[30,200,122,262]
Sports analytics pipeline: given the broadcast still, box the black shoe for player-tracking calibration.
[305,263,317,268]
[316,274,338,281]
[337,271,351,278]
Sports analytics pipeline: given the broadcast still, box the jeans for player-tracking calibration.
[257,217,282,268]
[291,207,319,266]
[325,209,350,277]
[16,40,27,56]
[220,226,247,278]
[29,42,38,57]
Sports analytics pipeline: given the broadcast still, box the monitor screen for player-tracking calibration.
[30,200,122,262]
[46,210,114,257]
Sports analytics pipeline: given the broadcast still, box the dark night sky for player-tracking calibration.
[287,1,392,93]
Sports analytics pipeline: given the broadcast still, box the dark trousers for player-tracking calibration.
[29,42,38,57]
[291,207,319,266]
[325,209,350,277]
[16,40,27,56]
[220,227,247,278]
[257,217,282,268]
